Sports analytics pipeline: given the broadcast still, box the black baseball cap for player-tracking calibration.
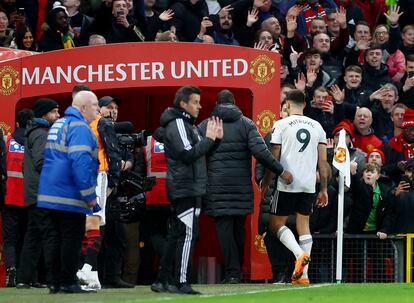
[98,96,121,107]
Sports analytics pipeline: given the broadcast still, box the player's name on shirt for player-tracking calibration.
[287,118,317,129]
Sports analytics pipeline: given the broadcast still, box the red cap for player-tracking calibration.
[367,148,385,164]
[402,108,414,129]
[332,119,355,137]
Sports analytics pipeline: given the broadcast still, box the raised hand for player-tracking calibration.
[306,67,317,86]
[287,4,304,18]
[355,39,370,50]
[218,5,233,18]
[247,8,259,27]
[369,86,389,101]
[335,6,347,28]
[214,116,224,139]
[326,138,334,149]
[384,5,403,25]
[199,17,213,36]
[403,74,414,92]
[159,9,174,21]
[289,45,303,68]
[205,118,218,140]
[286,14,298,34]
[330,84,345,103]
[254,41,268,50]
[294,72,306,91]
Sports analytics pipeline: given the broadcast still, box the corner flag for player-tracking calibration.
[332,129,351,187]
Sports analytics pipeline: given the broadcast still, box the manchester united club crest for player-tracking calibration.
[0,121,12,135]
[256,110,276,133]
[249,55,275,85]
[0,65,20,96]
[334,147,347,163]
[254,234,267,254]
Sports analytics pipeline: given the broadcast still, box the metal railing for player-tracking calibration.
[309,234,405,283]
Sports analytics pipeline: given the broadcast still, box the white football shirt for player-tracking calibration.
[270,115,327,193]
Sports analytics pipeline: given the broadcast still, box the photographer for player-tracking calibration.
[99,96,135,288]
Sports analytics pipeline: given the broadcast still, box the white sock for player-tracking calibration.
[277,226,303,259]
[299,234,313,278]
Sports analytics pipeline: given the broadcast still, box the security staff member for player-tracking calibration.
[3,109,34,287]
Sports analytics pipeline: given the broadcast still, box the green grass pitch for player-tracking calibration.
[0,283,413,303]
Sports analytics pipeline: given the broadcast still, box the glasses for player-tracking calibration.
[375,31,388,36]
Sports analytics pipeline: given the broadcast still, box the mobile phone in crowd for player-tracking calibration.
[324,95,333,103]
[17,7,25,16]
[408,71,414,78]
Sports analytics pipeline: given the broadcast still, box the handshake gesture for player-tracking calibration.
[205,116,224,140]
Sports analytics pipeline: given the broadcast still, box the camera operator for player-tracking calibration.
[72,89,122,290]
[99,95,135,288]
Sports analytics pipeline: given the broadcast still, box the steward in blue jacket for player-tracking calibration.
[37,106,99,214]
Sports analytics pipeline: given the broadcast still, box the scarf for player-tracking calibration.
[303,3,327,33]
[389,133,414,160]
[58,30,74,49]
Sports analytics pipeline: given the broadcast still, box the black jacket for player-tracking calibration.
[199,104,283,217]
[391,191,414,233]
[158,107,215,201]
[23,118,50,207]
[170,0,209,42]
[98,117,121,189]
[347,174,395,234]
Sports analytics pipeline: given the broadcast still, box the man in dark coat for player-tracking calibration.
[17,98,60,288]
[199,90,290,284]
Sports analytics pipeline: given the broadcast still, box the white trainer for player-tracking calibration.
[86,271,101,290]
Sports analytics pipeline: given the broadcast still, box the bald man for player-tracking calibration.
[37,89,99,294]
[352,107,383,153]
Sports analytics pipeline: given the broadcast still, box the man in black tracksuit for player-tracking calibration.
[198,90,288,284]
[152,86,223,295]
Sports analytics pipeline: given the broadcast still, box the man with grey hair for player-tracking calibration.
[198,89,290,284]
[88,34,106,46]
[363,83,399,142]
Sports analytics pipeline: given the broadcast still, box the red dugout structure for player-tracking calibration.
[0,43,281,285]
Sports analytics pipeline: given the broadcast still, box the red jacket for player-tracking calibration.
[144,136,168,205]
[5,136,24,207]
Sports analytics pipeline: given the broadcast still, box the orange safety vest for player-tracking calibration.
[90,114,109,173]
[5,135,24,207]
[144,136,168,205]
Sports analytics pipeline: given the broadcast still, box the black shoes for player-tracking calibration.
[59,284,97,293]
[176,283,201,295]
[6,267,16,287]
[151,281,200,295]
[150,281,178,293]
[16,282,48,289]
[103,279,135,288]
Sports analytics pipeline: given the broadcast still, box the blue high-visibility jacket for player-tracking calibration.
[37,106,98,214]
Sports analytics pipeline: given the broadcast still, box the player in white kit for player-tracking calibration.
[261,89,330,285]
